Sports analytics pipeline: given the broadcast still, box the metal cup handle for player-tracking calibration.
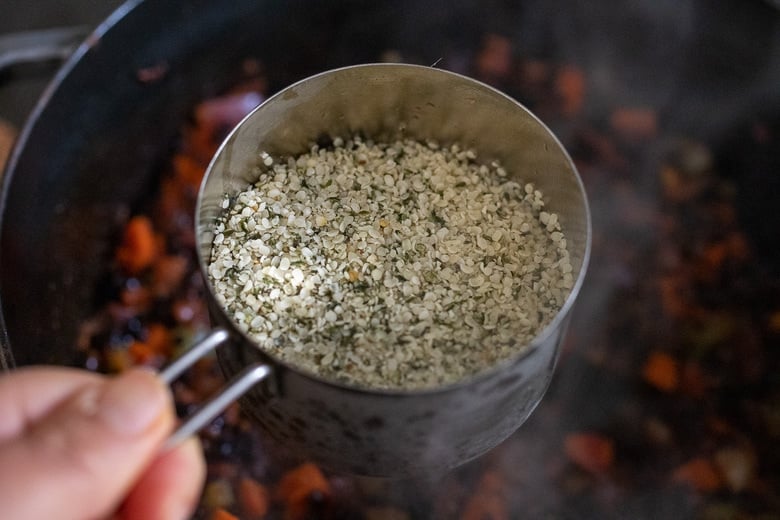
[160,328,273,449]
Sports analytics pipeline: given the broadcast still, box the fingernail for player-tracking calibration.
[97,369,171,436]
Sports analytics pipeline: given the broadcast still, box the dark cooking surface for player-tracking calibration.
[2,1,779,519]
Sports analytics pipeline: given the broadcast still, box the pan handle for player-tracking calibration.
[159,328,274,449]
[0,26,90,74]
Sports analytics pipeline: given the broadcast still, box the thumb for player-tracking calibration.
[0,368,174,520]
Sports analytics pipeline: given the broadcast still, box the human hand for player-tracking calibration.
[0,366,205,520]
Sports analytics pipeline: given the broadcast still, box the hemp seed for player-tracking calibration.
[209,137,573,389]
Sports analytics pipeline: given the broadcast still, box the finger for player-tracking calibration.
[119,437,206,520]
[0,368,174,520]
[0,367,104,441]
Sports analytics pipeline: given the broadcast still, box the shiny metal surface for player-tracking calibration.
[196,64,591,475]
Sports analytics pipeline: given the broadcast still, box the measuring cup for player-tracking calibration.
[165,63,591,476]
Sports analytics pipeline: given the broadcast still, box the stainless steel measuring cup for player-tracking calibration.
[165,63,591,476]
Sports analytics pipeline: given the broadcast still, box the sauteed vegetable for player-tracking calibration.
[73,45,779,518]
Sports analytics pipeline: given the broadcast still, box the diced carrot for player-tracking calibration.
[659,165,681,200]
[239,477,270,519]
[0,119,17,172]
[478,471,505,495]
[277,462,330,503]
[210,508,239,520]
[610,107,658,141]
[173,154,206,190]
[475,34,513,81]
[152,255,189,297]
[555,65,586,117]
[128,340,156,365]
[642,351,680,393]
[564,433,615,474]
[128,323,173,364]
[184,123,220,165]
[277,463,330,519]
[156,176,190,228]
[460,471,508,520]
[672,458,723,492]
[461,496,507,520]
[116,216,159,274]
[149,323,173,353]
